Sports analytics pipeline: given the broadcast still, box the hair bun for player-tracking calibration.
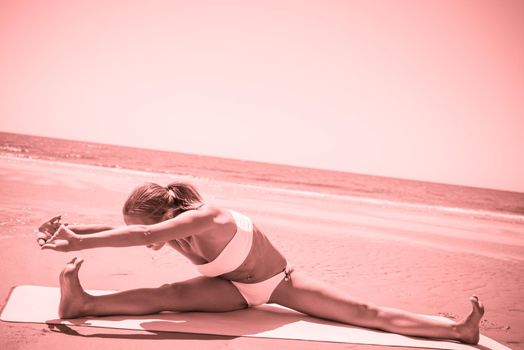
[123,182,203,221]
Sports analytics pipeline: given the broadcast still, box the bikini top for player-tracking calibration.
[195,210,254,277]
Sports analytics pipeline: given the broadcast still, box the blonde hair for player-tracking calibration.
[122,182,203,221]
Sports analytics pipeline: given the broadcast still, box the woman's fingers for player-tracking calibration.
[37,216,62,246]
[36,230,52,244]
[41,243,56,250]
[48,215,62,225]
[36,231,48,246]
[40,225,76,252]
[39,215,61,228]
[38,215,62,238]
[41,239,69,251]
[36,231,50,241]
[45,228,60,242]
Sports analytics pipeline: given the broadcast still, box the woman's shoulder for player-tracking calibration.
[194,203,234,226]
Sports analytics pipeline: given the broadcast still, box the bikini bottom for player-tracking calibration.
[231,265,293,307]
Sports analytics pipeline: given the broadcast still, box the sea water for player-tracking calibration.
[1,131,523,224]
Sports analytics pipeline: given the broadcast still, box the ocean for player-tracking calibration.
[1,131,523,223]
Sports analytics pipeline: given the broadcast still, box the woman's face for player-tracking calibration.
[123,214,166,250]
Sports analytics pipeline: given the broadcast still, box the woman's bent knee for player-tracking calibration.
[163,282,188,297]
[352,302,382,327]
[359,302,379,317]
[156,283,188,310]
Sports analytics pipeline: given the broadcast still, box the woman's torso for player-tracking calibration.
[167,204,287,283]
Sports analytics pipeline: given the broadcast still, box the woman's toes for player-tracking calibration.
[74,258,84,269]
[477,301,485,314]
[469,296,485,319]
[469,296,482,309]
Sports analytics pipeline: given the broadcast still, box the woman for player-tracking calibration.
[39,182,484,344]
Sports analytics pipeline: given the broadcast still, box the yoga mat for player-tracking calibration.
[1,285,510,350]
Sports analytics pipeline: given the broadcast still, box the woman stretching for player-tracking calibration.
[39,182,484,344]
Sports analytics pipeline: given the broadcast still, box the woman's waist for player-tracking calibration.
[220,250,287,283]
[220,228,286,282]
[193,225,287,280]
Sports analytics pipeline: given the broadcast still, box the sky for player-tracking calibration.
[1,0,523,193]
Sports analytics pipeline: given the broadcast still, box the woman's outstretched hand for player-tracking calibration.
[41,224,80,252]
[37,215,62,246]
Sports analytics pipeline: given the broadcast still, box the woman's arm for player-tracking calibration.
[43,208,215,251]
[38,216,115,237]
[81,209,214,249]
[37,217,118,247]
[68,224,118,235]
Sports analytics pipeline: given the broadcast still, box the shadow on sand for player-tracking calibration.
[45,304,491,350]
[45,304,325,341]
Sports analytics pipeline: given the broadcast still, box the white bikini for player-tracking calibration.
[195,210,291,306]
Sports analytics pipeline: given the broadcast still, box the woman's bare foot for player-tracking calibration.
[58,257,91,319]
[455,296,485,344]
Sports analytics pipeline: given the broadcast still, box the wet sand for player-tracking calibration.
[0,156,522,349]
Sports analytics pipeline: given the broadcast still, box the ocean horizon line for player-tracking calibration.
[2,131,524,220]
[1,130,520,195]
[2,154,523,225]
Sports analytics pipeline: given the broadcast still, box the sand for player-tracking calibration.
[0,156,522,349]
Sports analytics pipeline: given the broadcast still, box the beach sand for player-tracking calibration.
[0,156,522,349]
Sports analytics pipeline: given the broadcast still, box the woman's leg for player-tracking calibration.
[58,258,247,319]
[269,271,484,344]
